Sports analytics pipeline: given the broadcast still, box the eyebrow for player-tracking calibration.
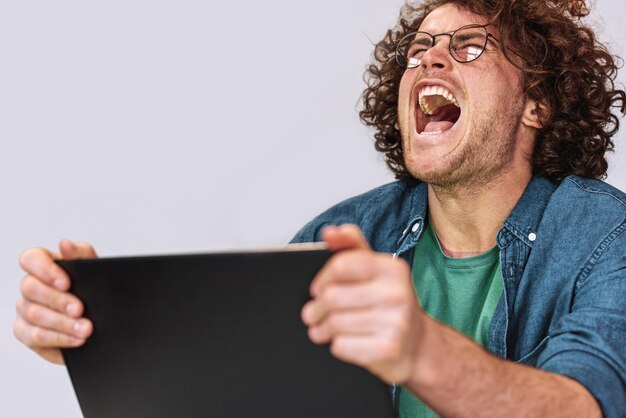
[421,23,489,36]
[412,37,433,47]
[454,32,481,42]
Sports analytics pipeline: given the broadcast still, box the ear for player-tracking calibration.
[521,97,549,129]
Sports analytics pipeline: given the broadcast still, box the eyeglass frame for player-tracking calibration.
[395,24,501,69]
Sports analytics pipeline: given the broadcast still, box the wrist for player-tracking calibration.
[404,312,442,391]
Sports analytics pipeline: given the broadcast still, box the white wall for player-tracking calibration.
[0,1,623,416]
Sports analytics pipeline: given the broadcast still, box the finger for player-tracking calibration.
[308,309,385,344]
[13,316,86,349]
[319,280,394,309]
[329,335,379,367]
[59,239,97,260]
[321,224,371,252]
[16,298,92,339]
[19,248,69,291]
[311,250,392,296]
[302,279,390,325]
[20,275,85,317]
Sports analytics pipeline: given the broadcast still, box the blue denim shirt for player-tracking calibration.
[291,175,626,417]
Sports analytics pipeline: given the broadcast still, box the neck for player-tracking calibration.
[427,165,531,258]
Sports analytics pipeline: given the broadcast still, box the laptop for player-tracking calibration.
[58,245,395,418]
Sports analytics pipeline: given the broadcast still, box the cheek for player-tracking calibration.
[467,77,515,111]
[493,63,524,97]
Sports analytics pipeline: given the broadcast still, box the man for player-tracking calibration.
[14,0,626,417]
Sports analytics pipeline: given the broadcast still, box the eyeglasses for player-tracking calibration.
[395,24,500,69]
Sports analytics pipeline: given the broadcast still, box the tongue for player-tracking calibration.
[423,120,455,133]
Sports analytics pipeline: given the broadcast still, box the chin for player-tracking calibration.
[402,126,469,183]
[406,159,460,186]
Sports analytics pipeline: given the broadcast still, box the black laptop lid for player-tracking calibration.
[59,247,395,418]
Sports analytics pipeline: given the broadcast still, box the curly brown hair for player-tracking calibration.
[360,0,626,181]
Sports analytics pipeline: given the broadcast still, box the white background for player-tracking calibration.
[0,1,624,416]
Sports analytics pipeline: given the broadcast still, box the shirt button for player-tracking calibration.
[411,221,421,233]
[528,232,537,242]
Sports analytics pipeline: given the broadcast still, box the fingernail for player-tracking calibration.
[73,321,88,335]
[54,279,65,290]
[66,303,79,316]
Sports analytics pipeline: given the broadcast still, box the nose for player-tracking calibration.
[419,35,453,71]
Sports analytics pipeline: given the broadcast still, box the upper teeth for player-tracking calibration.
[418,85,460,115]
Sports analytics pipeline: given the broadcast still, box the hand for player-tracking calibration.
[301,224,426,384]
[14,240,97,365]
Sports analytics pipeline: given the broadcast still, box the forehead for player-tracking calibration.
[418,3,491,33]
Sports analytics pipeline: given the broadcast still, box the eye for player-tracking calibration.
[454,40,483,50]
[395,32,433,69]
[451,31,487,62]
[407,44,428,59]
[453,34,485,49]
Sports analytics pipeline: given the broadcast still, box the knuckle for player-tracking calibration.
[18,248,34,269]
[30,327,46,345]
[19,248,47,272]
[323,287,339,305]
[25,303,44,324]
[31,327,69,347]
[329,256,350,278]
[48,291,68,312]
[327,315,340,332]
[20,275,38,298]
[327,259,342,278]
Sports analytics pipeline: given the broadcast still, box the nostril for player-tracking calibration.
[419,40,452,70]
[421,61,446,71]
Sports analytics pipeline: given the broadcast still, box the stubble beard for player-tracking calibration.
[401,99,524,196]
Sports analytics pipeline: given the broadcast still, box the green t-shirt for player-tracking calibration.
[398,223,504,417]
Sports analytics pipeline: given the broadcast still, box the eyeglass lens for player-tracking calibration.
[397,26,489,69]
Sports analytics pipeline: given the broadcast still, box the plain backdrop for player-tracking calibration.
[0,1,624,416]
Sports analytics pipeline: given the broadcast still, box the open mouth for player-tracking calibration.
[415,85,461,136]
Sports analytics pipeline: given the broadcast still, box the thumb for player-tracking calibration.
[321,224,371,251]
[59,239,97,260]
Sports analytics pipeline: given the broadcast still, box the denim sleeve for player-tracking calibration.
[536,224,626,418]
[289,218,326,244]
[288,197,362,244]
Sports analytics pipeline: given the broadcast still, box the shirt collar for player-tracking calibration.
[395,181,429,257]
[498,176,558,248]
[395,176,558,255]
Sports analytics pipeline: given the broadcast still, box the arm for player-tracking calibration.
[403,315,601,417]
[13,240,96,364]
[301,225,601,417]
